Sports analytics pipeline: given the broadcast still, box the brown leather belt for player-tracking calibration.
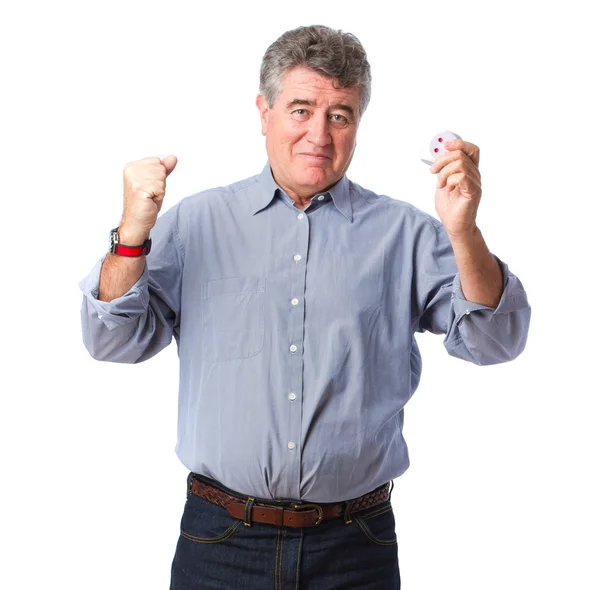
[188,473,393,528]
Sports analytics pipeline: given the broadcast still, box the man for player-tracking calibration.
[79,24,531,590]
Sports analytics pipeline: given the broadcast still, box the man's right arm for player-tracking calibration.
[79,203,184,363]
[79,155,182,363]
[98,228,149,302]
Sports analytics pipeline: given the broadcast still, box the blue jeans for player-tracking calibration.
[170,473,401,589]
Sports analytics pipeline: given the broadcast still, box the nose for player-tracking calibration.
[305,114,332,147]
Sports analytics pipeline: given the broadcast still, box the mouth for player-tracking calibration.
[299,153,331,162]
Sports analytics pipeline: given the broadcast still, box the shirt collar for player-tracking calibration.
[251,161,353,222]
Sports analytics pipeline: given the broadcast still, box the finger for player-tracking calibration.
[430,149,472,174]
[445,172,481,195]
[445,140,480,168]
[149,180,166,199]
[161,155,178,177]
[431,152,460,174]
[139,180,166,200]
[436,158,479,188]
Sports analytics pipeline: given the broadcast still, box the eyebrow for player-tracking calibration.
[285,98,355,117]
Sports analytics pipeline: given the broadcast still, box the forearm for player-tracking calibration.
[449,226,503,308]
[98,225,149,302]
[98,253,146,302]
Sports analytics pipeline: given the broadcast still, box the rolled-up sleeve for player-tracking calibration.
[417,219,531,366]
[78,203,184,363]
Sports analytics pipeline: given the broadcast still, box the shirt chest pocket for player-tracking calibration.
[201,276,266,362]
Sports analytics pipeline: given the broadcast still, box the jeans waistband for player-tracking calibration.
[187,472,394,506]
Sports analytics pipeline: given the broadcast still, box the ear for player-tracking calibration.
[256,94,269,136]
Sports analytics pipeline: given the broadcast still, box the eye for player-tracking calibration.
[291,109,310,121]
[331,114,348,125]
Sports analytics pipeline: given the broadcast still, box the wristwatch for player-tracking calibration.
[110,227,152,257]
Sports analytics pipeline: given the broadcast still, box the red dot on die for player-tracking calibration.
[438,137,443,142]
[434,148,439,153]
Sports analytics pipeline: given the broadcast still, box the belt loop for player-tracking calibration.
[389,479,394,500]
[343,500,354,524]
[244,497,256,527]
[186,472,193,497]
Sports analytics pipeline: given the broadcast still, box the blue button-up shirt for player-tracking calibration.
[79,162,531,502]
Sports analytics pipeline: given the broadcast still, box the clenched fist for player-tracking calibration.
[119,155,178,244]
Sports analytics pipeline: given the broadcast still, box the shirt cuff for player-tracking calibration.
[451,254,527,320]
[78,253,149,331]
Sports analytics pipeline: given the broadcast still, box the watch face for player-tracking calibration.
[110,229,118,251]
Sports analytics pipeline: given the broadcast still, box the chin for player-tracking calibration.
[298,167,332,189]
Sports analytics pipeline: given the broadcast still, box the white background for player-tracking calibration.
[1,0,598,588]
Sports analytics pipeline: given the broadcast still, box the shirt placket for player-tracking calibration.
[287,205,311,499]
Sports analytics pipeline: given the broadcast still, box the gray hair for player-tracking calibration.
[259,25,372,117]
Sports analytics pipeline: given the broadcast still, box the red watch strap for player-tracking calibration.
[110,227,151,256]
[113,243,147,256]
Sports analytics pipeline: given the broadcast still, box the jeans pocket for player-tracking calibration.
[180,493,242,544]
[202,276,266,362]
[353,501,398,546]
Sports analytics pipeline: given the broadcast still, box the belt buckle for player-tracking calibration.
[290,503,324,526]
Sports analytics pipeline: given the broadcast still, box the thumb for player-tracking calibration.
[161,155,178,177]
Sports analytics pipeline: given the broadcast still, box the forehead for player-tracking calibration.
[278,66,360,106]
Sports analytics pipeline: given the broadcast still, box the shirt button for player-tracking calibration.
[291,298,299,306]
[297,213,304,220]
[317,195,325,201]
[465,309,471,315]
[290,344,297,353]
[288,392,296,401]
[293,254,302,262]
[288,442,296,450]
[98,314,104,319]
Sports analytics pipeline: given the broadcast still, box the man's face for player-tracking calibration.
[256,66,361,199]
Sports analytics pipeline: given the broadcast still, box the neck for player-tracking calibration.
[291,195,313,209]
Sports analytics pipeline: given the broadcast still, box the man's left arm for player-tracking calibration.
[449,226,503,309]
[428,138,531,365]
